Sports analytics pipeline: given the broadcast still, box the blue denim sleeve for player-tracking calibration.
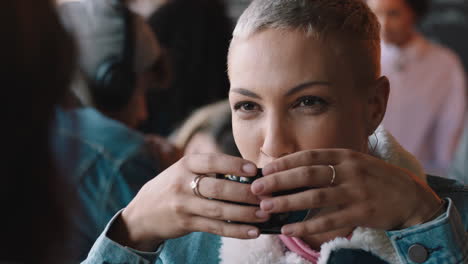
[82,210,164,264]
[387,198,468,264]
[73,146,160,261]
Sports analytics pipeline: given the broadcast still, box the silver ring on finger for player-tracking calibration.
[328,165,336,186]
[191,175,209,199]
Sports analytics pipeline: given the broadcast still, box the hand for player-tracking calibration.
[109,153,268,251]
[250,149,442,238]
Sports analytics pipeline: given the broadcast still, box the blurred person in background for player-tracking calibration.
[58,0,169,130]
[0,0,76,262]
[143,0,233,136]
[53,0,178,260]
[367,0,467,176]
[170,100,240,157]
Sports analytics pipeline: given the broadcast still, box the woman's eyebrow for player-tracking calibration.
[230,88,262,99]
[285,81,332,96]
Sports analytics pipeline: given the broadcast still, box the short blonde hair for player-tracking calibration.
[231,0,381,84]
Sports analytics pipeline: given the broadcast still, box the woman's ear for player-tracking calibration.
[367,76,390,135]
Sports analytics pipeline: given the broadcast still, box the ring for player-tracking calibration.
[328,165,336,186]
[191,175,208,199]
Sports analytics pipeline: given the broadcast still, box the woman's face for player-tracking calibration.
[228,29,380,167]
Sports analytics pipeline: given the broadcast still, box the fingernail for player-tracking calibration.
[262,166,274,175]
[282,226,294,236]
[261,200,273,211]
[252,182,264,194]
[242,163,257,174]
[255,210,269,219]
[248,229,259,238]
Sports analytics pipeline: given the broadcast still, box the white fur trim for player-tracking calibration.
[318,228,400,264]
[220,228,400,264]
[219,127,420,264]
[370,126,426,182]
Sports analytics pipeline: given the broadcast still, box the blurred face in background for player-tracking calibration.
[367,0,416,47]
[111,71,152,129]
[117,89,147,129]
[118,52,170,129]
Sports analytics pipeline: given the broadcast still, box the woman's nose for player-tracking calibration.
[260,116,295,159]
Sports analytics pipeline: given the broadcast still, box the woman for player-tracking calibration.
[0,0,76,262]
[84,0,468,263]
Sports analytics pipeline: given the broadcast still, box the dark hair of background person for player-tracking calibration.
[0,0,76,262]
[405,0,430,20]
[143,0,233,136]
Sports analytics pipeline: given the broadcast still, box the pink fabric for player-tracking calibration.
[279,235,320,263]
[279,233,354,263]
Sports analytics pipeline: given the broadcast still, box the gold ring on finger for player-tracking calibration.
[191,175,209,199]
[328,165,336,186]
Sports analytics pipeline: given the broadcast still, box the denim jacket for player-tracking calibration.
[52,107,159,261]
[81,126,468,264]
[82,176,468,264]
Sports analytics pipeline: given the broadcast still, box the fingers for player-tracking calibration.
[251,165,336,195]
[187,216,260,239]
[183,197,269,223]
[259,186,351,213]
[197,176,260,205]
[281,205,364,237]
[262,149,360,175]
[184,153,257,176]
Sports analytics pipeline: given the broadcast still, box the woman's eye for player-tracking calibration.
[233,102,260,112]
[298,96,327,107]
[294,96,329,113]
